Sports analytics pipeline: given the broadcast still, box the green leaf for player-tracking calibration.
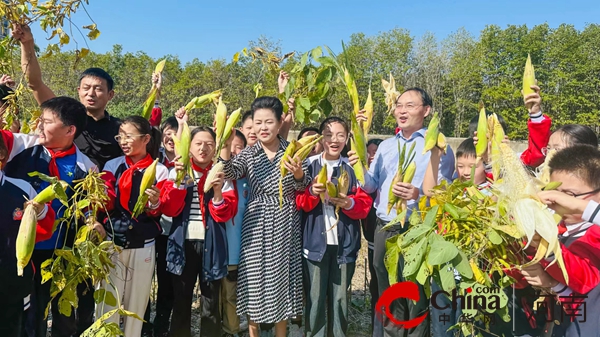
[422,205,440,229]
[400,224,432,249]
[415,261,431,285]
[54,249,79,264]
[295,104,305,124]
[409,210,421,226]
[58,296,73,317]
[488,229,502,245]
[438,265,457,292]
[298,97,311,111]
[443,203,460,219]
[382,209,406,230]
[318,99,333,117]
[94,288,118,307]
[403,236,428,278]
[309,109,320,123]
[453,251,473,279]
[298,52,309,72]
[311,46,323,58]
[385,235,401,284]
[119,308,145,321]
[427,234,459,266]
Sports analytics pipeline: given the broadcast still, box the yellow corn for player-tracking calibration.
[326,181,337,198]
[387,141,404,214]
[132,158,159,218]
[351,119,368,167]
[402,161,416,184]
[173,122,191,185]
[522,53,536,97]
[337,169,350,196]
[362,86,373,135]
[297,134,320,148]
[436,132,447,155]
[422,111,440,154]
[216,108,243,161]
[316,164,328,204]
[292,136,323,162]
[203,161,224,193]
[344,69,360,115]
[350,137,366,185]
[16,205,37,276]
[141,59,167,120]
[214,97,227,148]
[475,102,488,160]
[184,97,198,112]
[382,73,399,115]
[186,90,223,112]
[279,140,299,208]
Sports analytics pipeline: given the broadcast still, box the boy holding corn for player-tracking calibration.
[0,129,56,337]
[349,88,455,337]
[0,96,98,337]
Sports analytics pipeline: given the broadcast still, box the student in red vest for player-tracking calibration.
[100,116,176,337]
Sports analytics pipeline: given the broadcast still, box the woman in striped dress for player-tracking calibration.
[220,96,310,337]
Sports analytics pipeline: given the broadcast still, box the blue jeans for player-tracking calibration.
[429,280,461,336]
[304,246,356,337]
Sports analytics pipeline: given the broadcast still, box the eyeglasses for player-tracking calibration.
[114,134,147,142]
[541,147,563,156]
[394,103,423,112]
[561,187,600,198]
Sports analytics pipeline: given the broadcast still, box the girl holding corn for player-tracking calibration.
[296,116,372,337]
[219,96,310,337]
[100,115,176,337]
[162,125,238,337]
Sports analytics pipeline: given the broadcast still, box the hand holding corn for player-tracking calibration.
[523,84,541,114]
[391,182,419,201]
[311,181,327,196]
[329,194,352,209]
[24,200,44,215]
[145,186,161,207]
[208,172,225,202]
[538,190,590,216]
[152,71,162,91]
[175,107,188,124]
[283,156,304,180]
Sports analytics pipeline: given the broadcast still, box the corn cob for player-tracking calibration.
[316,163,328,204]
[522,53,536,97]
[362,86,374,135]
[475,102,488,161]
[16,205,37,276]
[132,158,159,218]
[297,134,320,148]
[215,108,242,161]
[326,181,338,198]
[16,181,67,276]
[344,69,360,115]
[436,132,447,155]
[214,96,227,148]
[141,59,167,120]
[173,122,191,185]
[185,90,223,112]
[382,73,399,115]
[203,161,224,193]
[422,111,440,154]
[279,140,299,208]
[350,136,366,185]
[292,136,323,162]
[387,141,416,215]
[328,169,350,233]
[351,118,368,167]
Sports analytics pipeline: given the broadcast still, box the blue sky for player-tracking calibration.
[30,0,600,64]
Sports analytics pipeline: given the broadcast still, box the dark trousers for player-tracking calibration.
[304,246,356,337]
[170,240,221,337]
[154,235,174,336]
[368,245,383,337]
[0,294,24,337]
[30,250,95,337]
[373,219,429,337]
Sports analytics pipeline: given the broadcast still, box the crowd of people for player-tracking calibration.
[1,23,600,337]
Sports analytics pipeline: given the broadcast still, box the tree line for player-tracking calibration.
[10,23,600,139]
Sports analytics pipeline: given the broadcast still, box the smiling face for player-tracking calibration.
[190,131,216,167]
[551,170,600,224]
[231,135,245,156]
[253,108,281,145]
[37,109,76,149]
[394,90,430,137]
[241,118,257,147]
[321,122,347,160]
[117,123,150,158]
[77,76,114,115]
[162,126,176,154]
[456,155,486,185]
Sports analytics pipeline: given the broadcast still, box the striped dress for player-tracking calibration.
[222,137,310,323]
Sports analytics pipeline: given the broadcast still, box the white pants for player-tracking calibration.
[99,245,155,337]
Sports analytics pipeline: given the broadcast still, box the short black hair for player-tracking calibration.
[40,96,88,139]
[160,116,178,134]
[400,87,433,108]
[319,117,349,135]
[456,138,477,159]
[122,115,161,159]
[549,145,600,190]
[79,68,114,91]
[468,111,508,137]
[554,124,598,148]
[251,96,283,121]
[298,127,320,140]
[191,126,216,142]
[241,110,253,124]
[367,138,383,147]
[234,129,247,147]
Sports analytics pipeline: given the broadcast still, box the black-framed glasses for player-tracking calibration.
[562,187,600,198]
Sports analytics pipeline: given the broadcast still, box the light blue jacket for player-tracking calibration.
[225,177,249,265]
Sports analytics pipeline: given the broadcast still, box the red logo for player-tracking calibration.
[13,208,23,220]
[375,281,428,329]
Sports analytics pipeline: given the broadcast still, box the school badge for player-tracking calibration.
[13,207,24,220]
